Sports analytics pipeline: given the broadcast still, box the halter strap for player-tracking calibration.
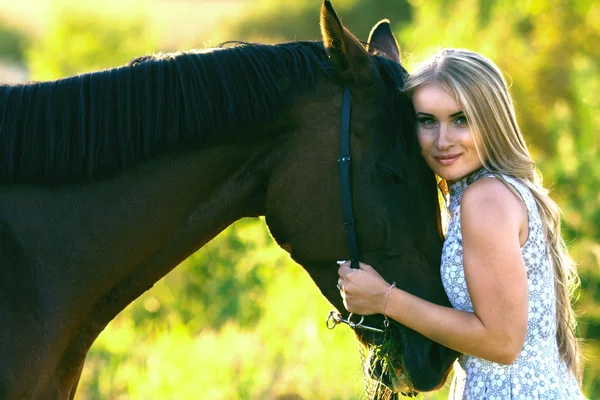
[338,86,359,269]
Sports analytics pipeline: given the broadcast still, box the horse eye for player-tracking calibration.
[377,164,408,187]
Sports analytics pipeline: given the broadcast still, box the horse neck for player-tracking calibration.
[2,133,278,324]
[0,133,283,397]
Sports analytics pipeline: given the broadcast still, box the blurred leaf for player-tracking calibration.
[0,16,28,63]
[224,0,412,44]
[25,6,156,80]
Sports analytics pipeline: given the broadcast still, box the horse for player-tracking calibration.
[0,1,457,398]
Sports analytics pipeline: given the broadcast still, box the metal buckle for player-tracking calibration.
[326,310,385,333]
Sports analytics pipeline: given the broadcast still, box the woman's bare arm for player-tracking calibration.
[338,177,529,364]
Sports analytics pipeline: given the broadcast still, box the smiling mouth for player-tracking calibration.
[435,154,461,165]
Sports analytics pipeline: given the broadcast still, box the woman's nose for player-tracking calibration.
[435,124,452,150]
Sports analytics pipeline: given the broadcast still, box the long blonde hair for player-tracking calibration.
[404,48,582,382]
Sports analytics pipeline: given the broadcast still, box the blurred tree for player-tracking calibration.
[25,6,156,81]
[225,0,412,44]
[0,17,28,63]
[126,218,278,335]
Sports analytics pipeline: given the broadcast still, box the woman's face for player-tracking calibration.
[413,83,483,185]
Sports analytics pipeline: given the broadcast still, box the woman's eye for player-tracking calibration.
[455,115,468,125]
[380,167,396,179]
[377,165,408,187]
[417,117,436,127]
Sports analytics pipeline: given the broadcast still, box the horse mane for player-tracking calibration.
[0,42,327,184]
[0,40,410,185]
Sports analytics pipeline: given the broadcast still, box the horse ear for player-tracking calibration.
[320,0,375,83]
[366,19,401,62]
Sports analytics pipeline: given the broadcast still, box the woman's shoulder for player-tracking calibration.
[460,175,527,230]
[462,174,523,206]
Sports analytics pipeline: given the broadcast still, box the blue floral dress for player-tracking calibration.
[441,169,584,399]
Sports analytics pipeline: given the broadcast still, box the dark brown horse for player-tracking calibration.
[0,2,457,398]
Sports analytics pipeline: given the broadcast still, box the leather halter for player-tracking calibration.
[338,86,360,270]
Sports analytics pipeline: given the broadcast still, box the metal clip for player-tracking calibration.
[326,310,385,333]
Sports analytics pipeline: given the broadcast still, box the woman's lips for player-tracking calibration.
[435,154,461,165]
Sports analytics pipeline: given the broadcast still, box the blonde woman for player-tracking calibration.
[337,48,584,399]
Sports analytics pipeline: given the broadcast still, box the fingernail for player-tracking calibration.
[336,260,348,265]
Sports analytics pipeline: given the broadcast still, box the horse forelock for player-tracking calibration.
[0,41,335,185]
[368,56,440,237]
[370,55,417,157]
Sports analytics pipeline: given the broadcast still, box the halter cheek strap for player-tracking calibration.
[338,86,360,270]
[327,86,387,335]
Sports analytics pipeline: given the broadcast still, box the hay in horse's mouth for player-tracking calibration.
[358,332,418,398]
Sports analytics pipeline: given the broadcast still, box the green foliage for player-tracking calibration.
[126,219,277,334]
[0,17,28,63]
[25,5,156,81]
[225,1,412,44]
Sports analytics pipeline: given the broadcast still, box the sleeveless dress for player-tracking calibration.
[441,168,584,399]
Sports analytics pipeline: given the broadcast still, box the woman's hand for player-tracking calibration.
[337,260,392,315]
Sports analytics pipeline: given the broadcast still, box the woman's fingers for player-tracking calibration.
[337,260,371,269]
[337,260,368,267]
[358,261,374,271]
[337,261,351,278]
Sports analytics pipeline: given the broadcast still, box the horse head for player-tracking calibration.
[264,1,458,397]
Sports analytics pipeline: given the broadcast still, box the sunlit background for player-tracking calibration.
[0,0,598,398]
